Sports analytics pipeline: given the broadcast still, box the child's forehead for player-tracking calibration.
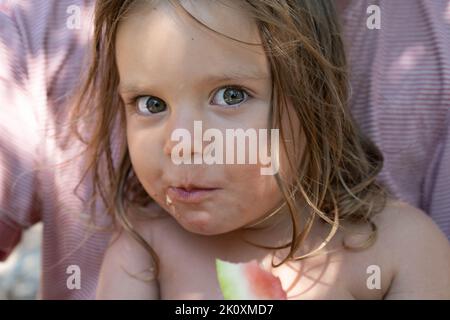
[121,0,260,45]
[115,0,270,91]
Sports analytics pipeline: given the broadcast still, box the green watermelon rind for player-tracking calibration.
[216,259,252,300]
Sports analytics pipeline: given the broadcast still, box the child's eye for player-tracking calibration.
[211,86,250,107]
[131,96,167,115]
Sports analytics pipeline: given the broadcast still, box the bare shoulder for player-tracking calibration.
[107,203,177,280]
[95,204,169,299]
[371,198,450,299]
[372,199,450,253]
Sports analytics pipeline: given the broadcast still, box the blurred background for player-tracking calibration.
[0,223,42,299]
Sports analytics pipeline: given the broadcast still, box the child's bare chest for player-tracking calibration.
[153,219,381,300]
[158,246,360,300]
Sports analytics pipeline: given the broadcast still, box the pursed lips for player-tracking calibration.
[166,183,221,204]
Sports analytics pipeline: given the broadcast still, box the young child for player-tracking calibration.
[70,0,450,299]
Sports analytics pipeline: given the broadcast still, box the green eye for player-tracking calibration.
[212,87,249,107]
[136,96,167,114]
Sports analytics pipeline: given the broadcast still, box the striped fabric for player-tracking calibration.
[341,0,450,237]
[0,0,109,299]
[0,0,449,299]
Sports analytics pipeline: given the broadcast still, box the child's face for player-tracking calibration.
[116,0,284,235]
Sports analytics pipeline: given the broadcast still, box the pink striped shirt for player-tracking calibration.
[0,0,449,299]
[341,0,450,236]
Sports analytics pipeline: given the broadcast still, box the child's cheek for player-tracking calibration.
[126,126,165,193]
[225,164,282,221]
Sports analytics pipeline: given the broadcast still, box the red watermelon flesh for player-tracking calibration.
[216,259,287,300]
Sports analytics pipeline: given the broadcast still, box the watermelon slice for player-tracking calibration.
[216,259,287,300]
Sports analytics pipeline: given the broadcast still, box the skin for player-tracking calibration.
[116,0,283,236]
[96,0,450,299]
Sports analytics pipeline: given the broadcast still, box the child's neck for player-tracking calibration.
[243,196,311,230]
[233,197,342,262]
[238,198,315,247]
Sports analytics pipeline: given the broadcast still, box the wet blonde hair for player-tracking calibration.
[70,0,388,278]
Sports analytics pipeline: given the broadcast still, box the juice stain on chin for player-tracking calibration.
[166,193,180,219]
[166,194,173,206]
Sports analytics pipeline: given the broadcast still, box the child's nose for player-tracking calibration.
[162,105,204,159]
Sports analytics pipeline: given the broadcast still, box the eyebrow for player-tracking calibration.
[118,69,269,94]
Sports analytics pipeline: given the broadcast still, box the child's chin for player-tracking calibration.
[176,212,236,236]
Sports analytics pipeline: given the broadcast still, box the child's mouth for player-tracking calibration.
[167,185,220,204]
